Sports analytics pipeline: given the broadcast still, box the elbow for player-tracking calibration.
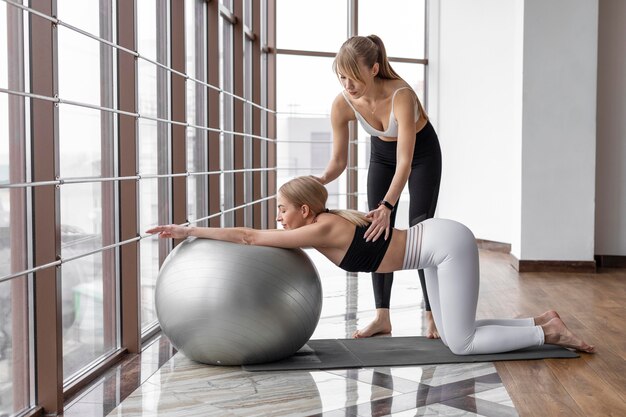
[334,158,347,174]
[242,229,255,245]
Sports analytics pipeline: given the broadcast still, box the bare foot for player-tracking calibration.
[534,310,561,326]
[353,309,392,338]
[425,311,440,339]
[542,317,595,353]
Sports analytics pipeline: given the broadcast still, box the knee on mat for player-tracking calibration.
[446,339,473,356]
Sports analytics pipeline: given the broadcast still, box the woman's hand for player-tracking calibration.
[145,224,190,239]
[364,205,392,242]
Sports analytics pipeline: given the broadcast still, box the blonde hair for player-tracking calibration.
[333,35,401,83]
[278,176,370,227]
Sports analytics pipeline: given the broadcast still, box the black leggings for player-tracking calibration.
[368,121,442,310]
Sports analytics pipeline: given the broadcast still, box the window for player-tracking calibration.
[0,0,274,413]
[56,0,118,378]
[0,1,32,415]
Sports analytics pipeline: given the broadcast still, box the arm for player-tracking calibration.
[316,94,354,184]
[365,89,418,241]
[146,221,333,249]
[382,89,417,205]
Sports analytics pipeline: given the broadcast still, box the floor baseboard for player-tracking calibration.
[594,254,626,268]
[476,239,511,253]
[510,257,596,273]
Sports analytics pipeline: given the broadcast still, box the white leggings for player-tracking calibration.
[402,218,544,355]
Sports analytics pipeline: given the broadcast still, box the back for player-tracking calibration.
[312,213,407,274]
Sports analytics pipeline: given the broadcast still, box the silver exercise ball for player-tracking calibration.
[155,237,322,366]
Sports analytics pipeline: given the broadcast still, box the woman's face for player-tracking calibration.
[338,61,376,99]
[276,194,307,230]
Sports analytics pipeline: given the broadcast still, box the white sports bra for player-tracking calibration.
[341,86,420,138]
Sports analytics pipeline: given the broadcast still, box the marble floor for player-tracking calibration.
[64,249,520,417]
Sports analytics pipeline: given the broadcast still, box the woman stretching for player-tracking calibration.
[146,177,595,355]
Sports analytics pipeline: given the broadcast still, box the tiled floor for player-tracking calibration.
[64,249,519,417]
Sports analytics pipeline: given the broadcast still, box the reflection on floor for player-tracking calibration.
[64,249,519,416]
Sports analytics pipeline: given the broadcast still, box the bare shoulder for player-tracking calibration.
[313,213,338,234]
[393,85,418,103]
[332,92,355,122]
[313,213,353,248]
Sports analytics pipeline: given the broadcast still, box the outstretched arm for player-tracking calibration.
[146,221,332,249]
[146,224,251,244]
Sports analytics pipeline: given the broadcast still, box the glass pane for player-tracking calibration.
[0,3,31,413]
[276,55,347,214]
[358,0,426,59]
[0,1,7,90]
[137,0,169,331]
[61,250,116,379]
[276,0,347,52]
[60,183,106,252]
[139,178,159,328]
[138,118,164,330]
[57,25,105,107]
[221,20,235,226]
[0,277,30,416]
[276,55,338,115]
[137,0,158,62]
[59,105,103,178]
[57,0,100,37]
[186,0,208,226]
[0,96,6,187]
[138,59,158,120]
[60,183,116,378]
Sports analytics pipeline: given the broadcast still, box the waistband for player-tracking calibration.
[402,223,424,270]
[370,121,440,164]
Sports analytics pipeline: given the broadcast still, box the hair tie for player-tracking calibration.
[325,208,330,213]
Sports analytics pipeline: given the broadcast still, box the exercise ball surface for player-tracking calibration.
[155,238,322,366]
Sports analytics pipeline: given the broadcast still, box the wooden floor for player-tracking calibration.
[477,250,626,417]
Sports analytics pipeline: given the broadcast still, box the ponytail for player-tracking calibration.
[366,34,401,80]
[279,176,371,227]
[334,35,401,83]
[327,209,371,227]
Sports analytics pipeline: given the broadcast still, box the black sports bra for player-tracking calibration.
[339,225,393,273]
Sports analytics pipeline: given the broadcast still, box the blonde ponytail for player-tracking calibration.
[279,176,371,227]
[333,35,401,83]
[327,209,371,227]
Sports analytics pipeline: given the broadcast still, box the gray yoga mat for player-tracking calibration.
[242,336,579,371]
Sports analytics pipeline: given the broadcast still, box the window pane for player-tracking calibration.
[0,2,7,91]
[276,55,347,212]
[358,0,426,59]
[137,0,158,62]
[0,277,31,416]
[1,2,31,414]
[139,178,159,328]
[57,25,104,108]
[221,19,235,226]
[186,0,208,226]
[59,105,103,178]
[276,0,347,52]
[60,183,116,378]
[57,0,100,37]
[138,0,170,332]
[276,55,338,115]
[138,119,163,329]
[56,0,118,381]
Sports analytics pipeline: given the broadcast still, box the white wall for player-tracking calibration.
[430,0,522,244]
[431,0,601,261]
[518,0,598,260]
[595,0,626,256]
